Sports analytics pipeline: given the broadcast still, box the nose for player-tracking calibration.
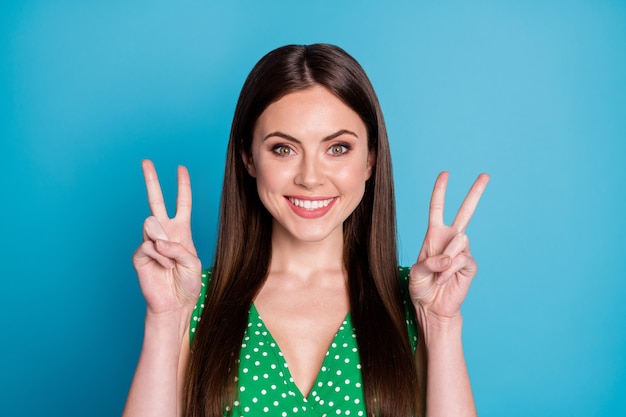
[295,153,324,188]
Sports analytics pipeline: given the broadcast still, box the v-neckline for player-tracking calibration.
[249,303,352,400]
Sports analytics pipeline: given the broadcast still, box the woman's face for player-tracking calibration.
[244,85,374,244]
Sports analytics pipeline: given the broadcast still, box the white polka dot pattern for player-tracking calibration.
[189,268,419,416]
[230,304,367,416]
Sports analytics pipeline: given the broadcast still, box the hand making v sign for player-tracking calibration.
[409,171,490,325]
[132,160,202,316]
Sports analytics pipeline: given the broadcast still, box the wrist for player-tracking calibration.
[415,309,464,346]
[144,307,192,341]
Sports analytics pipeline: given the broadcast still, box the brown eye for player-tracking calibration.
[329,144,348,155]
[273,145,292,156]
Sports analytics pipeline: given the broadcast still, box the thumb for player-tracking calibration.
[411,254,451,279]
[155,239,201,272]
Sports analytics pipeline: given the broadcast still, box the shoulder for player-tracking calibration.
[398,266,411,285]
[189,269,212,346]
[398,266,412,299]
[398,266,419,352]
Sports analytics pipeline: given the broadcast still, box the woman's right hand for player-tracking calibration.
[132,160,202,316]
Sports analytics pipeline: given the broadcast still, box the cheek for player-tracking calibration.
[340,159,373,183]
[254,163,292,192]
[332,165,369,198]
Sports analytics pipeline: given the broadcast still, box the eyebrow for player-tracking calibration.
[262,129,359,143]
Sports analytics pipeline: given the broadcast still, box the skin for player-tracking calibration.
[123,86,489,417]
[411,171,489,417]
[243,86,374,245]
[124,161,200,417]
[243,86,373,396]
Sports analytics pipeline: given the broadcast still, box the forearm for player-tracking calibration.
[416,313,476,417]
[123,310,191,417]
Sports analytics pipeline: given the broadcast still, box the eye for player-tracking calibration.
[272,144,293,156]
[328,144,349,155]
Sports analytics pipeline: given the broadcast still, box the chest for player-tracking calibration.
[231,305,366,417]
[253,278,350,395]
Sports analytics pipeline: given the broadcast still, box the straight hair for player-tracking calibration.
[184,43,419,417]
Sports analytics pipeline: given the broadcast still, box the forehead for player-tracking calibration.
[253,86,366,139]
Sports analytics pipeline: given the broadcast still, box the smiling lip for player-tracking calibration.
[286,196,336,218]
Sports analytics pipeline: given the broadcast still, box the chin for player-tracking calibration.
[291,230,336,244]
[277,222,342,245]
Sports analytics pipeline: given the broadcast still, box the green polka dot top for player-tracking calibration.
[189,267,418,417]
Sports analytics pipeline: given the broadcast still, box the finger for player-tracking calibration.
[411,254,452,280]
[175,165,192,222]
[428,171,449,228]
[437,233,473,284]
[142,216,170,242]
[154,239,202,272]
[142,160,169,220]
[133,240,175,269]
[442,232,470,259]
[437,253,477,285]
[451,173,490,232]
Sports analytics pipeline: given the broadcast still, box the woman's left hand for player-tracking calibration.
[409,171,490,324]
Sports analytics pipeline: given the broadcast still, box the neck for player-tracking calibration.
[268,223,344,281]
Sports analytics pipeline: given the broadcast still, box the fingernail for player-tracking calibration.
[156,239,168,249]
[439,256,451,268]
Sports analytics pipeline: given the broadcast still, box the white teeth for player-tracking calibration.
[289,197,334,210]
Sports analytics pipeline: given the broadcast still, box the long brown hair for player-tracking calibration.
[184,44,419,417]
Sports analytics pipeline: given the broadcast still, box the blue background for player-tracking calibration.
[1,1,625,416]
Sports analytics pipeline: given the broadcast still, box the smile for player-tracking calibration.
[288,197,335,210]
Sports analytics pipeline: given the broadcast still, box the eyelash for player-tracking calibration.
[328,143,350,155]
[270,143,351,157]
[271,144,294,156]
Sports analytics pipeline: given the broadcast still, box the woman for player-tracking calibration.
[123,44,489,417]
